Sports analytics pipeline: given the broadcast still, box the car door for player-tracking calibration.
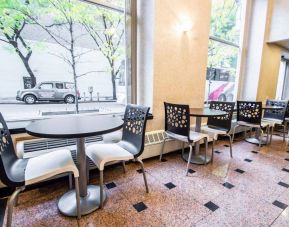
[55,82,66,100]
[38,83,56,100]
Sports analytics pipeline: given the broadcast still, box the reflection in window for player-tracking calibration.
[205,0,243,102]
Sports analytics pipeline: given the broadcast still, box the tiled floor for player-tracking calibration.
[2,134,289,227]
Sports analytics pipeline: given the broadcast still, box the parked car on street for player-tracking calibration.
[16,81,80,104]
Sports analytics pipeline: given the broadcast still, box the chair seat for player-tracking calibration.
[262,118,283,126]
[25,149,78,186]
[200,125,227,140]
[237,121,270,128]
[86,143,134,171]
[166,130,208,143]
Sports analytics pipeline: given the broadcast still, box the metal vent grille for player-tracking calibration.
[24,135,103,153]
[145,131,168,145]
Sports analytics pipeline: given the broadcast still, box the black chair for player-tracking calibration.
[86,104,150,208]
[232,101,270,147]
[160,102,209,175]
[201,101,235,160]
[0,113,81,227]
[262,99,288,142]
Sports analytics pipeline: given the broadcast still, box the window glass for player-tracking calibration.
[39,83,53,89]
[55,83,64,89]
[205,0,244,102]
[0,0,129,126]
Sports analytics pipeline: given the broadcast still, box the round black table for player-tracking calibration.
[182,108,226,165]
[26,114,123,216]
[245,105,284,145]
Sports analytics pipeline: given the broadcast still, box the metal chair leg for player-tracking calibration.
[204,138,208,165]
[259,129,264,149]
[211,139,215,163]
[74,177,81,219]
[122,161,127,173]
[69,173,73,190]
[226,134,233,158]
[160,138,168,161]
[186,144,193,176]
[136,158,149,193]
[265,126,270,145]
[231,125,239,143]
[7,187,25,227]
[99,170,104,209]
[283,123,287,142]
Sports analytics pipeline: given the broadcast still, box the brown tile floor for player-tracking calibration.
[3,134,289,227]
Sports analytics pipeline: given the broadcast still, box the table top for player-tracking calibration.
[26,115,123,139]
[189,108,227,117]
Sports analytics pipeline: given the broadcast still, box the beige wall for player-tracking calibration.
[147,0,211,131]
[257,0,282,101]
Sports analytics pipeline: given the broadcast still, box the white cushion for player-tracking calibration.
[166,130,208,143]
[237,121,270,128]
[86,144,134,171]
[200,125,227,140]
[262,118,283,126]
[25,149,78,186]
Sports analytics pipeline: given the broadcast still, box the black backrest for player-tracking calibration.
[236,101,262,124]
[0,113,25,187]
[122,104,150,158]
[263,99,288,121]
[207,101,235,132]
[164,102,190,139]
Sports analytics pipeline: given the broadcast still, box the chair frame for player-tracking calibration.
[206,101,235,159]
[160,102,209,175]
[0,113,81,227]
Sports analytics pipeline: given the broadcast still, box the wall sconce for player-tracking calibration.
[180,19,193,33]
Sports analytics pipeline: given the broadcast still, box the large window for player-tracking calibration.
[0,0,130,126]
[205,0,244,102]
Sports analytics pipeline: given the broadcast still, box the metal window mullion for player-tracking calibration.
[209,36,240,48]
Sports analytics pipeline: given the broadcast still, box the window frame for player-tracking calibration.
[206,0,248,102]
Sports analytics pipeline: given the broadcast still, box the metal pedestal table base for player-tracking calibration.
[58,185,106,216]
[245,138,267,145]
[182,151,211,165]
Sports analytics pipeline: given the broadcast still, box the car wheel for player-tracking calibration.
[65,95,75,104]
[218,94,226,102]
[24,94,36,104]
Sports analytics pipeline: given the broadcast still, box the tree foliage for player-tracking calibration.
[0,0,37,86]
[208,0,241,75]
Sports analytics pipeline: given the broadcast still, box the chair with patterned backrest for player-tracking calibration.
[200,101,235,160]
[232,101,270,148]
[0,113,81,227]
[262,99,288,143]
[160,102,209,175]
[86,104,150,208]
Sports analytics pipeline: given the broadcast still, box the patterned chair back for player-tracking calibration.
[207,101,235,132]
[122,104,150,158]
[164,102,190,139]
[263,100,288,121]
[0,113,26,187]
[236,101,262,125]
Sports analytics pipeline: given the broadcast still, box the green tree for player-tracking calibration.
[82,6,125,100]
[19,0,97,112]
[0,0,37,87]
[208,0,241,73]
